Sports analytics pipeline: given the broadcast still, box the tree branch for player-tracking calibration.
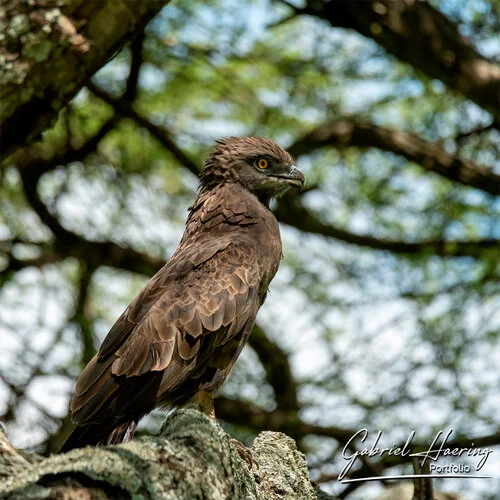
[274,195,499,258]
[249,325,299,412]
[74,261,97,366]
[455,119,499,142]
[215,396,354,444]
[124,29,145,102]
[0,239,64,278]
[19,166,164,275]
[13,115,118,180]
[288,119,500,195]
[1,409,320,500]
[7,115,164,276]
[1,0,168,158]
[301,0,500,118]
[87,82,200,175]
[0,425,31,479]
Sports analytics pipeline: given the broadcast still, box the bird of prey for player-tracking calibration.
[61,136,305,452]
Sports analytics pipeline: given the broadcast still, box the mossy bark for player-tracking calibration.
[0,410,332,499]
[0,0,168,158]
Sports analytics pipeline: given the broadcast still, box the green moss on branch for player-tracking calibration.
[0,410,324,499]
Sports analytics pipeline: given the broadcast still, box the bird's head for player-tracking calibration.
[200,136,305,205]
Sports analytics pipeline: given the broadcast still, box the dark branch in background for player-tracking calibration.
[87,82,200,175]
[13,116,118,180]
[215,396,500,454]
[124,29,145,102]
[11,120,164,276]
[74,262,97,366]
[27,198,163,275]
[298,0,500,119]
[248,325,299,411]
[1,243,63,275]
[275,195,499,258]
[215,396,354,444]
[456,119,500,142]
[288,119,500,196]
[412,458,434,500]
[55,94,497,259]
[1,215,163,277]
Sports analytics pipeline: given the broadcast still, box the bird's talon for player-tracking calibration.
[230,437,253,467]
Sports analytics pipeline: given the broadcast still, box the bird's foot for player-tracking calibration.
[188,390,216,419]
[230,437,253,468]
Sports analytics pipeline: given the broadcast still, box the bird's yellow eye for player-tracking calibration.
[257,158,269,169]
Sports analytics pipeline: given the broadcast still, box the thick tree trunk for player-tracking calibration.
[0,0,167,158]
[0,410,333,499]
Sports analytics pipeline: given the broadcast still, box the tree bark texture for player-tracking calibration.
[0,409,328,500]
[0,0,167,158]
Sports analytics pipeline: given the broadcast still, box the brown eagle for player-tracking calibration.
[61,136,304,452]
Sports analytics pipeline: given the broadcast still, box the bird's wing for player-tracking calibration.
[71,237,260,424]
[97,236,234,360]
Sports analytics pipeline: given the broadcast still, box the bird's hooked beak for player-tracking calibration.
[272,165,306,191]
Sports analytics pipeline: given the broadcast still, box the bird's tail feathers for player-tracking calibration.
[59,419,138,453]
[105,420,137,445]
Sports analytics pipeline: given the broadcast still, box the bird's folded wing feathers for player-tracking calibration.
[71,239,260,422]
[97,236,235,359]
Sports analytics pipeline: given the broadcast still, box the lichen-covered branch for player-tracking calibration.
[0,0,168,157]
[0,425,30,479]
[0,409,321,500]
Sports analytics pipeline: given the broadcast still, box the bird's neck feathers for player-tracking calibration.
[190,183,252,215]
[197,182,273,208]
[186,183,275,233]
[199,153,227,191]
